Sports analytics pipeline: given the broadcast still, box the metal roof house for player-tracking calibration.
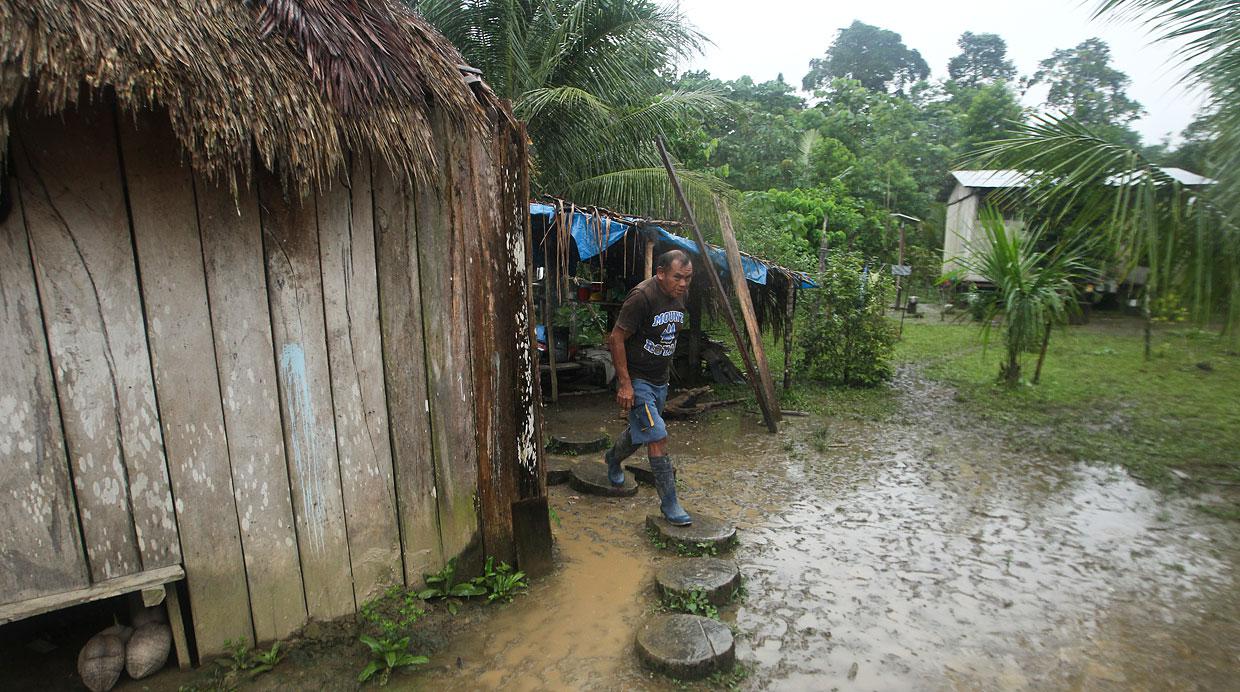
[943,168,1216,283]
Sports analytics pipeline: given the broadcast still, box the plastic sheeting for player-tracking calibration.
[529,202,816,289]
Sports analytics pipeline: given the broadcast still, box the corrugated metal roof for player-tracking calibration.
[953,167,1215,189]
[1158,167,1216,186]
[951,170,1032,188]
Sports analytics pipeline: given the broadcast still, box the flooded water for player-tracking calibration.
[417,369,1240,691]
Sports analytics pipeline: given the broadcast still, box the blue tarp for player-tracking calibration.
[531,203,817,289]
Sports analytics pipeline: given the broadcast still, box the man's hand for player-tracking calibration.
[616,381,634,413]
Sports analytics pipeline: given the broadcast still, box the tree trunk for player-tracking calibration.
[1143,288,1153,360]
[1033,319,1051,385]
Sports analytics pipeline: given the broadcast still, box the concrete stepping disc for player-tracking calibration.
[546,433,610,455]
[623,460,655,485]
[646,514,737,553]
[569,463,638,497]
[656,558,741,606]
[546,456,577,485]
[635,613,735,680]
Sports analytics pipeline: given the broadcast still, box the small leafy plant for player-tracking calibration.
[476,556,528,603]
[662,589,719,620]
[357,635,429,686]
[360,586,425,638]
[218,638,282,680]
[418,558,487,600]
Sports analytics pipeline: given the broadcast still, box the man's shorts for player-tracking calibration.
[627,378,669,444]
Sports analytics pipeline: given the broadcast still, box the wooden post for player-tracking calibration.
[783,285,797,390]
[644,234,654,277]
[655,137,778,433]
[543,261,559,402]
[715,200,781,424]
[687,286,702,382]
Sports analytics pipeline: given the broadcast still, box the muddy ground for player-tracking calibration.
[9,366,1238,690]
[419,368,1240,691]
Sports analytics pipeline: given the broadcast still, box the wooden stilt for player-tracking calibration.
[164,582,192,670]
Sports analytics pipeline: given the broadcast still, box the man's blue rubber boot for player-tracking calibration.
[604,429,639,486]
[650,455,692,526]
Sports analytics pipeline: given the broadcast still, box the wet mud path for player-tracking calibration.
[418,368,1240,690]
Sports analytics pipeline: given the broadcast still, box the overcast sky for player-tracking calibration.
[675,0,1209,145]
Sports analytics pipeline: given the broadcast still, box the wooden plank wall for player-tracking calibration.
[373,160,445,585]
[197,169,307,643]
[259,172,356,620]
[0,174,89,605]
[3,96,551,656]
[118,110,254,653]
[418,112,483,566]
[318,155,403,603]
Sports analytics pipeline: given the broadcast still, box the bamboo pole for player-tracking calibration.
[715,199,781,423]
[655,137,778,433]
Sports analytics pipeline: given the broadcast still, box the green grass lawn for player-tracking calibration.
[898,314,1240,518]
[705,310,1240,519]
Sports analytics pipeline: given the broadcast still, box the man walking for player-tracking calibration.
[602,249,694,526]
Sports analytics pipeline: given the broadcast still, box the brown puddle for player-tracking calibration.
[412,370,1240,691]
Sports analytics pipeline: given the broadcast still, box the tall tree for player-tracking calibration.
[960,81,1025,153]
[415,0,728,218]
[1029,37,1145,127]
[802,21,929,95]
[948,32,1017,87]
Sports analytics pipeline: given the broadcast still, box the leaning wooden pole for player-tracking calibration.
[655,137,778,433]
[715,199,781,423]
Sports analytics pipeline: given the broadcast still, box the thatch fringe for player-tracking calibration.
[1,0,491,193]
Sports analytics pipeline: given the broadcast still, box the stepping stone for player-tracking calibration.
[546,433,610,455]
[646,514,737,553]
[655,558,741,606]
[635,613,735,681]
[546,456,576,485]
[569,463,638,497]
[623,460,655,485]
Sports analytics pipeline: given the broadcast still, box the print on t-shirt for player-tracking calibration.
[643,310,684,357]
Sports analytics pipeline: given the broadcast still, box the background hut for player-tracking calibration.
[0,0,548,661]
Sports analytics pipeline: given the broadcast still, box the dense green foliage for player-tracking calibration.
[799,253,897,387]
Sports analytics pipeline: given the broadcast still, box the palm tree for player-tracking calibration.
[972,0,1240,352]
[413,0,732,221]
[957,209,1092,385]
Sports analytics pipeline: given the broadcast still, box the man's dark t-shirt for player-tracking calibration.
[615,277,687,385]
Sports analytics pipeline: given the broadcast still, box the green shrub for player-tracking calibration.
[798,252,897,387]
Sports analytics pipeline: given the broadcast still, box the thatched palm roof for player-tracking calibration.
[0,0,492,191]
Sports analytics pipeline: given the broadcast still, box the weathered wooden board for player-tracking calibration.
[496,120,551,572]
[117,110,254,651]
[373,161,444,584]
[0,565,182,625]
[14,103,172,581]
[197,168,307,643]
[418,113,482,564]
[318,154,403,603]
[259,171,355,620]
[460,112,515,565]
[715,201,781,425]
[502,121,545,505]
[0,175,90,606]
